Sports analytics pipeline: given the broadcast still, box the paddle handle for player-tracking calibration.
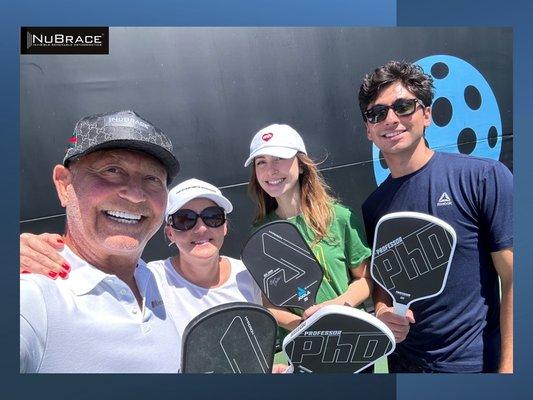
[393,302,409,316]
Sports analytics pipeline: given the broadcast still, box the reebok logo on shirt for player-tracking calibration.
[150,299,164,308]
[437,192,452,207]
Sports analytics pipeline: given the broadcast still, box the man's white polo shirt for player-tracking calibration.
[20,246,181,373]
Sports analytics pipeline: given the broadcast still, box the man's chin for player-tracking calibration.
[102,236,145,253]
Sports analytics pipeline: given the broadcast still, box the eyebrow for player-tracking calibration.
[93,152,166,176]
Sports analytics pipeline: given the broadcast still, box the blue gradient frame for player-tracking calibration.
[8,1,526,398]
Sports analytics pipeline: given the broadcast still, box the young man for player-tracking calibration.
[359,61,513,373]
[20,110,182,373]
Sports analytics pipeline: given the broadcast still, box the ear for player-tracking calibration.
[423,106,432,128]
[223,221,228,237]
[164,225,174,242]
[365,123,373,141]
[52,165,73,208]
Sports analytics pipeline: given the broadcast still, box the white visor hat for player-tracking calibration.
[165,178,233,220]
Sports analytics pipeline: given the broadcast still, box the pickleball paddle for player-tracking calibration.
[181,302,277,373]
[370,212,457,316]
[282,305,395,373]
[241,221,323,310]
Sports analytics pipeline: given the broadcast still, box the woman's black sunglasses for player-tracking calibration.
[364,98,425,124]
[168,206,226,231]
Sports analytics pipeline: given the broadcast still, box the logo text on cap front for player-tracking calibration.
[262,133,273,142]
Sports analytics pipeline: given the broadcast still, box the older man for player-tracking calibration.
[20,110,182,373]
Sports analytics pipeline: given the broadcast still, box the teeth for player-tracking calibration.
[268,179,284,185]
[383,131,403,138]
[192,240,209,245]
[106,210,142,224]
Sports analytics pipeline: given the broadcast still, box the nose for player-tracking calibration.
[383,107,400,125]
[192,217,208,233]
[383,108,400,124]
[267,160,279,175]
[118,178,146,203]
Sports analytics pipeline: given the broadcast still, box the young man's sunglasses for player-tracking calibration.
[168,206,226,231]
[364,98,426,124]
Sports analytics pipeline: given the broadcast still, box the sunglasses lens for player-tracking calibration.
[171,210,197,231]
[393,99,417,116]
[170,206,225,230]
[366,106,388,124]
[200,206,226,228]
[365,99,420,124]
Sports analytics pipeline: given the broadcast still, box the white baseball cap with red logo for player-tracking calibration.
[244,124,307,167]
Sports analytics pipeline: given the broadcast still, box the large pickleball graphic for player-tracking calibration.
[372,55,503,185]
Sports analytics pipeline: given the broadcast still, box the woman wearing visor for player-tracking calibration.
[244,124,372,336]
[20,178,262,336]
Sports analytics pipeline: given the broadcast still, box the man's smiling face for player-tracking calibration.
[365,81,431,158]
[56,149,167,260]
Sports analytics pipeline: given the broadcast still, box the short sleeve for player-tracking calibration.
[361,202,375,247]
[478,161,513,252]
[342,206,372,268]
[20,277,48,373]
[252,280,263,305]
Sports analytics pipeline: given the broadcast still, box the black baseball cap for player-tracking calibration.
[63,110,180,183]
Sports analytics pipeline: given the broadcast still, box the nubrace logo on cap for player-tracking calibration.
[262,132,273,142]
[175,185,217,195]
[105,115,151,130]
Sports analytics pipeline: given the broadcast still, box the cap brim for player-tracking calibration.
[244,147,298,167]
[64,139,180,183]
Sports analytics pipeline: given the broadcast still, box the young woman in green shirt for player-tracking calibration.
[244,123,373,332]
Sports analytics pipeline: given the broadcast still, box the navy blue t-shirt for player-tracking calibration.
[362,152,513,372]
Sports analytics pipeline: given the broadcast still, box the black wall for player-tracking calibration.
[20,27,513,260]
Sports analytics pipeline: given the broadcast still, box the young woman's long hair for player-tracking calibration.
[247,153,336,247]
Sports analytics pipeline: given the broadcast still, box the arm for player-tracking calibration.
[302,259,372,320]
[492,248,513,373]
[373,284,415,343]
[338,258,373,307]
[262,295,302,331]
[20,233,69,278]
[20,278,48,373]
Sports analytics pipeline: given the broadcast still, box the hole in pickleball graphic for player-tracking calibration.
[464,85,482,110]
[458,128,477,154]
[488,126,498,148]
[432,97,452,127]
[379,151,387,169]
[431,62,449,79]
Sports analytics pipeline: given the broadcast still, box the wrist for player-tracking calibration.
[374,305,389,317]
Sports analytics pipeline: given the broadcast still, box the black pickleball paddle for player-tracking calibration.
[370,212,457,316]
[241,221,324,310]
[282,305,395,373]
[180,302,277,373]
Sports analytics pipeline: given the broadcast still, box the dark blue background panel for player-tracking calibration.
[21,28,512,262]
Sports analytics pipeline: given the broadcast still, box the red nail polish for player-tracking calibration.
[48,271,58,280]
[62,262,71,272]
[59,270,69,279]
[21,270,31,274]
[57,238,64,244]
